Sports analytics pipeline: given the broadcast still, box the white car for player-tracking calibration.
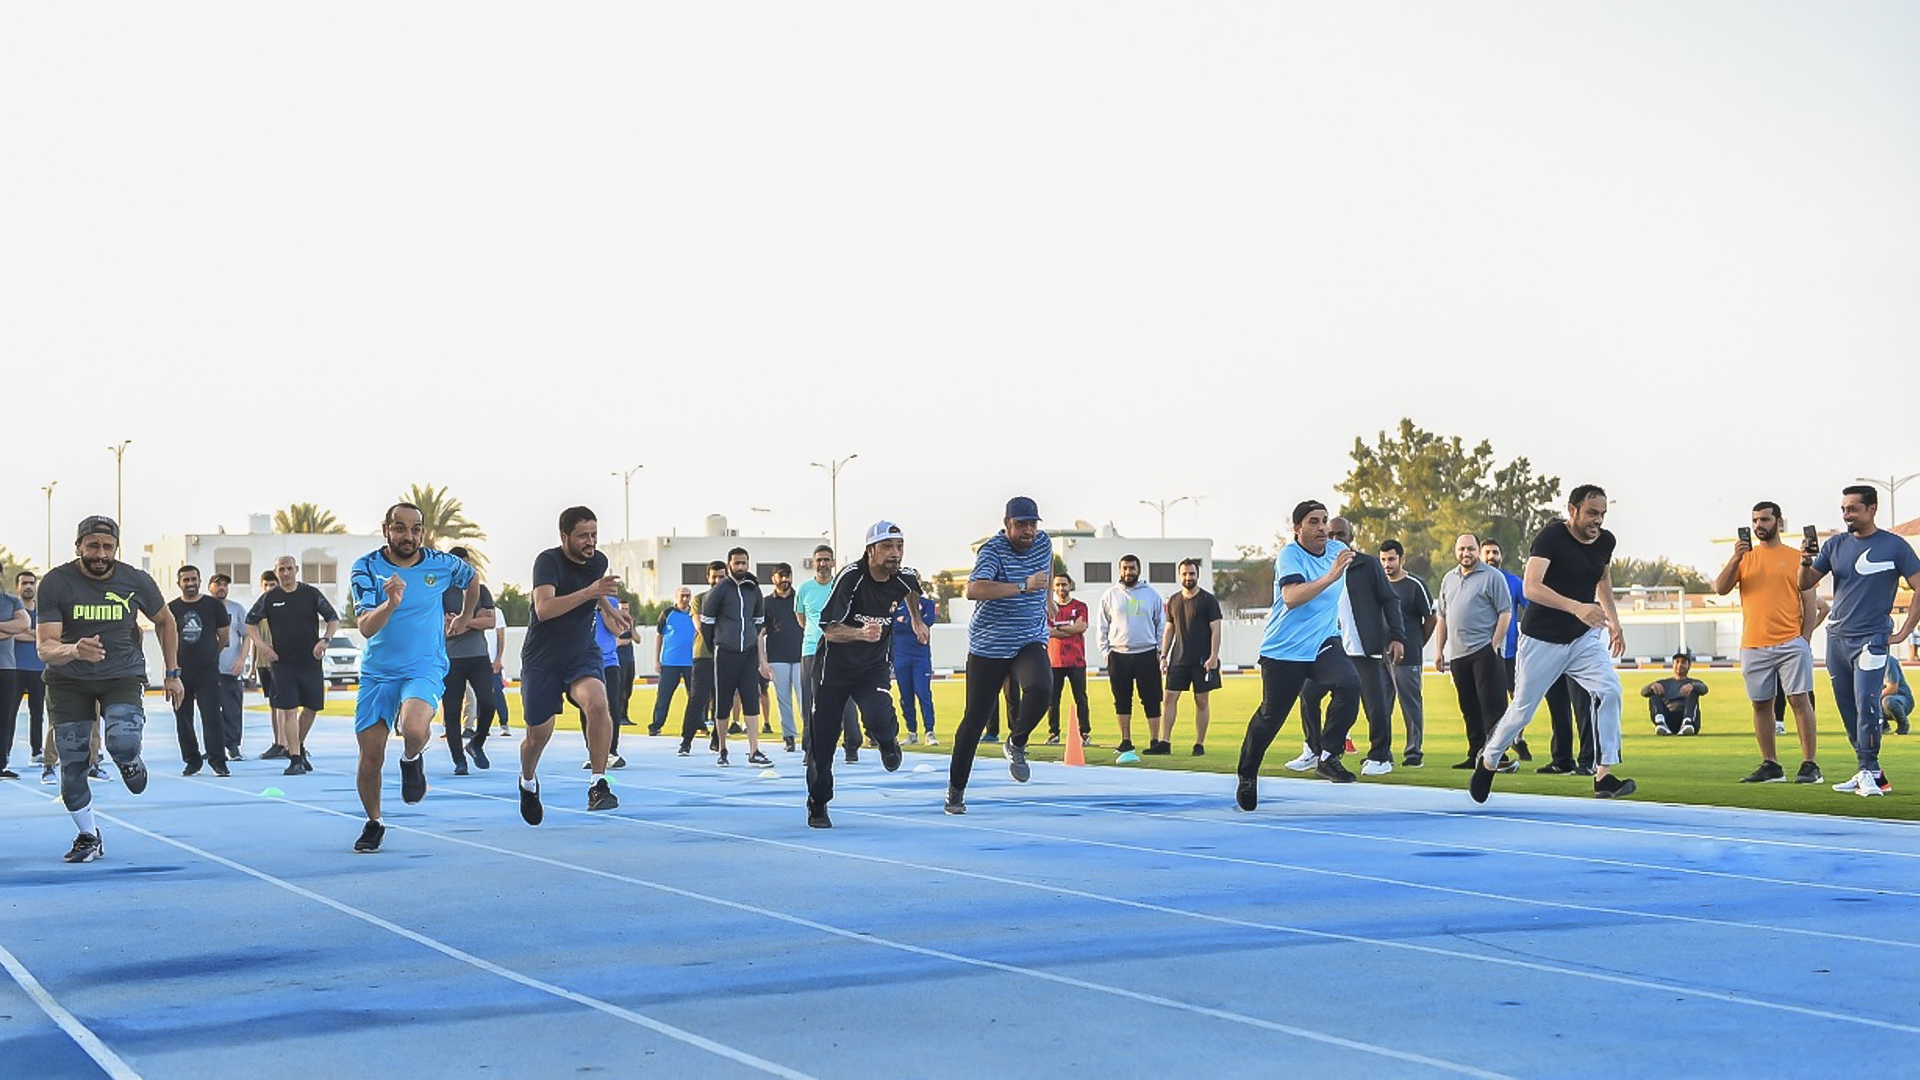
[325,635,362,687]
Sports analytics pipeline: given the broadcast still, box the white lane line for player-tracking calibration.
[84,812,814,1080]
[0,940,143,1080]
[241,787,1512,1080]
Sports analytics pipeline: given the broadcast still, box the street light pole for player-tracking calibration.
[808,455,858,555]
[42,480,58,569]
[108,439,131,535]
[610,464,644,543]
[1139,495,1192,538]
[1855,472,1920,527]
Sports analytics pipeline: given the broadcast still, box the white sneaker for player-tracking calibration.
[1361,759,1394,776]
[1679,722,1695,736]
[1774,720,1787,735]
[925,734,938,746]
[1855,770,1885,798]
[1283,746,1317,772]
[907,732,920,745]
[1833,773,1861,792]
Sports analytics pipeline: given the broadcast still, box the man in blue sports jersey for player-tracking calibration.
[346,503,479,853]
[945,497,1054,815]
[1235,500,1363,811]
[1800,484,1920,798]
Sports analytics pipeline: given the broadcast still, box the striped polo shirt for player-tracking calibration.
[967,530,1053,659]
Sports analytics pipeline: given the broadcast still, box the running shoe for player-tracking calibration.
[41,765,56,785]
[1795,761,1824,785]
[1514,739,1533,762]
[467,741,490,770]
[1143,741,1170,756]
[1284,747,1318,772]
[609,754,626,769]
[1360,759,1394,776]
[761,721,773,735]
[1571,765,1596,776]
[1192,743,1206,756]
[676,744,691,757]
[1343,738,1357,755]
[1469,758,1496,803]
[1402,754,1423,769]
[924,734,938,746]
[228,750,246,761]
[1116,740,1136,754]
[1739,760,1786,784]
[1043,735,1059,746]
[283,757,304,777]
[1005,740,1031,783]
[807,800,832,829]
[262,743,288,760]
[88,763,111,782]
[747,750,773,767]
[844,748,858,764]
[400,756,426,804]
[212,763,231,778]
[1495,757,1520,774]
[0,768,19,779]
[1235,775,1258,812]
[717,752,730,767]
[909,732,922,745]
[1774,720,1786,735]
[519,779,543,825]
[1594,774,1638,799]
[784,737,796,752]
[588,778,618,811]
[1853,769,1885,798]
[353,820,385,853]
[943,785,967,815]
[1536,762,1575,775]
[1679,722,1696,736]
[454,761,470,776]
[879,741,902,772]
[978,732,997,743]
[118,756,147,794]
[1315,758,1356,783]
[63,830,103,863]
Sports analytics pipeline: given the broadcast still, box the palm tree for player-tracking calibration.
[402,483,487,565]
[274,503,347,534]
[1,544,34,580]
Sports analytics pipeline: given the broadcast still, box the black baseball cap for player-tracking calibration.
[1005,496,1041,522]
[76,515,119,542]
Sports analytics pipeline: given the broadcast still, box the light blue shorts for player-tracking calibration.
[354,675,444,733]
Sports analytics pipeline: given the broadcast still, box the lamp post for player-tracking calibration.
[108,439,131,533]
[808,455,858,555]
[610,464,643,543]
[1139,495,1192,538]
[1854,472,1920,527]
[42,480,58,569]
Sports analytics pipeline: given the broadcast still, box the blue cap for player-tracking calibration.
[1005,496,1041,522]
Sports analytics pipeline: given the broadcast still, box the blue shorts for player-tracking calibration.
[354,675,446,733]
[520,655,605,726]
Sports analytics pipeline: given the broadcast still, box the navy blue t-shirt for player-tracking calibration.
[521,547,609,670]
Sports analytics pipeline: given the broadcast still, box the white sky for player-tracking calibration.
[4,2,1917,585]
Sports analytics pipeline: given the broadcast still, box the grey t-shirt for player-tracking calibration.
[37,560,166,684]
[0,590,20,671]
[217,598,249,673]
[444,583,495,660]
[1437,562,1513,661]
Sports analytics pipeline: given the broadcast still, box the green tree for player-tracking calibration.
[402,483,487,567]
[274,503,347,534]
[1211,540,1282,615]
[1609,557,1710,592]
[1335,419,1562,591]
[1,544,35,580]
[495,583,530,627]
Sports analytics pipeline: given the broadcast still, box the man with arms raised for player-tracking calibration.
[1473,485,1636,803]
[345,503,479,852]
[517,506,625,823]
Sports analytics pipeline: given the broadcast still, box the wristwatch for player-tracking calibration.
[165,669,182,679]
[1017,580,1026,593]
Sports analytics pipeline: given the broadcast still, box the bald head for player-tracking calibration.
[1453,534,1482,571]
[1328,517,1354,545]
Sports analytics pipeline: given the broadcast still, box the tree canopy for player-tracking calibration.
[273,503,347,534]
[402,484,487,566]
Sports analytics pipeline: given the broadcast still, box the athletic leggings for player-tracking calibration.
[949,643,1052,791]
[1049,665,1089,738]
[1237,639,1358,779]
[805,679,898,807]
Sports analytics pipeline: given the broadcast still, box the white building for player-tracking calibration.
[600,514,830,605]
[144,513,381,613]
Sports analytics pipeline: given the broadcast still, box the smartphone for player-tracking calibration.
[1737,527,1751,544]
[1803,525,1819,544]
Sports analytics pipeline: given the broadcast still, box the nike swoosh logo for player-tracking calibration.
[1856,551,1898,575]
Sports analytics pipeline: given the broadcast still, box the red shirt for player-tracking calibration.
[1048,599,1090,668]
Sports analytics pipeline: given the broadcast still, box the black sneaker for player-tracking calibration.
[1514,739,1533,762]
[1235,775,1258,812]
[519,780,543,825]
[807,801,832,829]
[747,750,773,767]
[454,761,470,776]
[1571,764,1596,776]
[784,737,795,752]
[1594,774,1638,799]
[1402,754,1423,769]
[400,756,427,804]
[63,830,103,863]
[728,722,744,735]
[1740,760,1787,784]
[283,757,304,776]
[1495,757,1520,774]
[228,749,245,761]
[1116,740,1136,754]
[762,721,773,735]
[1315,758,1356,783]
[118,756,148,794]
[262,743,288,760]
[1469,757,1496,803]
[354,820,385,853]
[588,778,618,811]
[943,785,967,815]
[1795,761,1824,784]
[646,726,662,736]
[1450,758,1476,770]
[1536,762,1575,775]
[301,752,315,774]
[468,741,490,770]
[844,749,858,764]
[1143,741,1171,756]
[717,753,730,767]
[879,741,902,772]
[1192,743,1206,756]
[212,763,231,777]
[182,763,202,776]
[608,754,627,770]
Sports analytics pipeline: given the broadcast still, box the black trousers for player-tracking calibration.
[601,663,624,752]
[1049,665,1089,738]
[1238,642,1359,777]
[173,670,226,768]
[1448,644,1508,758]
[443,655,496,763]
[0,670,16,769]
[13,670,46,759]
[679,657,716,749]
[1106,650,1162,718]
[805,678,898,807]
[1303,654,1393,761]
[1545,675,1595,768]
[218,673,244,755]
[950,644,1051,791]
[1649,695,1702,734]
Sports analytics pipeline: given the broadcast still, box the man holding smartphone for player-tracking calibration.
[1713,501,1822,784]
[1799,485,1920,797]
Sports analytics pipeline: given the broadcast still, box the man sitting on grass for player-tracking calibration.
[1884,658,1912,737]
[1643,652,1708,736]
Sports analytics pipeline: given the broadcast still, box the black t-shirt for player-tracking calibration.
[1521,522,1617,645]
[816,560,921,684]
[246,584,337,668]
[521,546,608,669]
[443,583,495,660]
[38,560,166,684]
[1387,576,1433,667]
[1164,589,1222,667]
[168,595,231,675]
[763,590,802,663]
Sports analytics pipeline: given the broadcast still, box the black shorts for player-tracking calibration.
[716,649,762,716]
[268,664,326,711]
[46,676,145,726]
[1165,664,1222,694]
[521,654,605,726]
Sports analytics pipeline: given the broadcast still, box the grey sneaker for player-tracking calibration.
[944,785,967,815]
[1005,740,1030,783]
[117,756,148,794]
[63,829,103,863]
[1794,761,1823,784]
[1740,760,1786,784]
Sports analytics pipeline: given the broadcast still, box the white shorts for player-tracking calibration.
[1740,639,1814,700]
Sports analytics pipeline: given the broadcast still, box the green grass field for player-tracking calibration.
[312,669,1918,822]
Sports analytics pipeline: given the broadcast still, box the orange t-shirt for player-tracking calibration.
[1737,544,1805,649]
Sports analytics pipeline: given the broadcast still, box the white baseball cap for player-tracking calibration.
[864,520,904,547]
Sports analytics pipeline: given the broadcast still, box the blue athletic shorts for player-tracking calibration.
[520,654,605,726]
[354,675,445,733]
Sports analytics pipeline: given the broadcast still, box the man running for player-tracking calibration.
[517,506,624,823]
[946,497,1054,815]
[246,555,338,775]
[36,515,184,862]
[1799,484,1920,797]
[804,521,927,827]
[345,503,480,852]
[1473,485,1636,803]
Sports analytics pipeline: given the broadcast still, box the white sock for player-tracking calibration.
[520,776,538,793]
[401,752,420,764]
[72,807,96,836]
[591,773,606,786]
[371,817,383,827]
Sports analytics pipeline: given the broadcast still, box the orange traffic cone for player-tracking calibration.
[1065,719,1085,767]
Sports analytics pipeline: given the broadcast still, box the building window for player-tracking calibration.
[682,562,710,585]
[1148,562,1177,584]
[302,551,338,585]
[756,563,782,583]
[213,548,250,584]
[1084,562,1112,584]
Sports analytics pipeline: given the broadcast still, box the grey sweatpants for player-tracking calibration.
[1484,627,1623,767]
[1390,664,1425,759]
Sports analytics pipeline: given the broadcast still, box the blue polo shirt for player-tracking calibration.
[1259,540,1348,662]
[349,548,475,681]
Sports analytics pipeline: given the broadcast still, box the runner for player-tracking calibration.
[345,503,480,852]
